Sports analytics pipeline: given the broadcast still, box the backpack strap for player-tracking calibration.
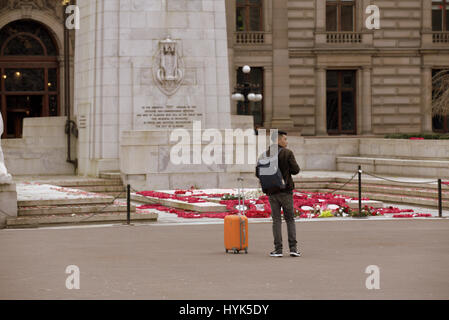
[266,146,283,158]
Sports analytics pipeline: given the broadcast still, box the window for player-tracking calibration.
[326,0,355,32]
[236,67,264,127]
[0,20,57,55]
[236,0,263,32]
[326,70,357,135]
[0,20,59,138]
[432,0,449,31]
[432,69,449,133]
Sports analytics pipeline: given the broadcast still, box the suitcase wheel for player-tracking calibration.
[233,249,239,254]
[244,248,248,254]
[226,249,228,253]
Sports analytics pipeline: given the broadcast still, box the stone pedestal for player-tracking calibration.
[75,0,232,176]
[120,129,261,191]
[0,183,17,229]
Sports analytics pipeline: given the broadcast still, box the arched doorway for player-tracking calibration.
[0,19,59,138]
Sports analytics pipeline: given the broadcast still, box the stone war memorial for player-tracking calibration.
[75,0,259,191]
[0,111,17,227]
[0,0,449,302]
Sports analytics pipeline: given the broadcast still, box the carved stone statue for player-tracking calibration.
[154,36,184,96]
[159,38,178,81]
[0,112,12,184]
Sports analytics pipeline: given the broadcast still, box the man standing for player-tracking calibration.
[256,131,301,257]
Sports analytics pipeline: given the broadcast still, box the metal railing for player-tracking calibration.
[321,166,448,218]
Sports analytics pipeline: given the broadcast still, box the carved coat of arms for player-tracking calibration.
[153,37,184,96]
[0,0,62,18]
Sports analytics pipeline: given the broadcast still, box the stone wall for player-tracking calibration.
[284,0,449,135]
[0,183,17,229]
[120,133,448,189]
[359,138,449,160]
[287,0,316,135]
[120,129,259,190]
[1,117,76,176]
[371,0,423,134]
[288,136,449,171]
[75,0,233,176]
[288,55,316,136]
[371,56,422,134]
[288,137,360,171]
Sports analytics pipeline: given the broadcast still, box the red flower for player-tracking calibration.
[138,189,423,221]
[393,214,414,218]
[414,213,432,218]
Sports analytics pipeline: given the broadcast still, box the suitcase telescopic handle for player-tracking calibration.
[237,177,245,217]
[237,177,246,248]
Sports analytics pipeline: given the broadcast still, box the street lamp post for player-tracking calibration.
[231,65,263,118]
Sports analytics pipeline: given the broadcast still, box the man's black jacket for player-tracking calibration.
[256,144,300,194]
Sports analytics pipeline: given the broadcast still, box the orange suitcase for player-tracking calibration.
[224,215,248,254]
[224,177,248,254]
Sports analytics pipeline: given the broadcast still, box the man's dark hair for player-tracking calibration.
[271,130,287,143]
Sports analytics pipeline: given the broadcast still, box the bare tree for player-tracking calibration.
[432,69,449,117]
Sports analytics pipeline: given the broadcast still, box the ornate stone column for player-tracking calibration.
[263,65,273,128]
[362,66,373,135]
[316,0,326,31]
[315,66,327,135]
[270,0,293,129]
[422,66,433,133]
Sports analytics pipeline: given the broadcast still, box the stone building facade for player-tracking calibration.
[0,0,448,178]
[1,0,448,141]
[227,0,449,135]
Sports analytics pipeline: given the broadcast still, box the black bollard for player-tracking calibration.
[127,184,131,225]
[358,166,362,214]
[438,179,442,218]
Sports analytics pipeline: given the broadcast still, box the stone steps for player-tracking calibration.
[325,182,449,200]
[34,178,124,187]
[131,193,228,213]
[295,182,332,190]
[6,211,157,229]
[32,172,126,198]
[71,185,126,192]
[337,156,449,178]
[333,176,442,189]
[99,171,122,180]
[101,191,127,198]
[293,175,449,209]
[18,196,115,207]
[6,172,153,228]
[67,172,124,196]
[314,189,449,210]
[18,203,135,216]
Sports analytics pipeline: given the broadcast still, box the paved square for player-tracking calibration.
[0,219,448,299]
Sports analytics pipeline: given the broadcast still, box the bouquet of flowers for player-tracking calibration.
[221,193,239,201]
[318,210,334,218]
[243,189,265,200]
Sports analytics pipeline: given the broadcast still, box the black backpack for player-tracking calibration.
[256,147,286,195]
